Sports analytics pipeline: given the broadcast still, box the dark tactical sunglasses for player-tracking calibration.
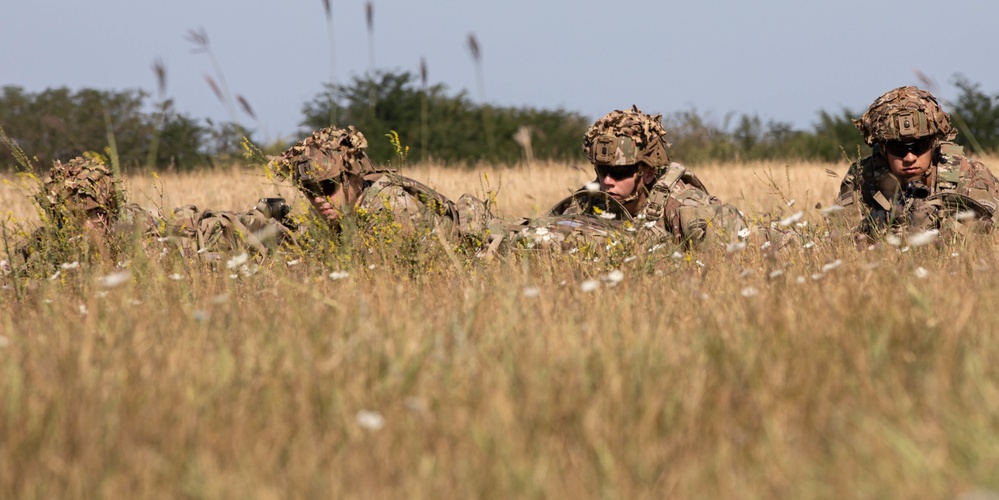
[302,178,341,198]
[595,164,640,181]
[884,138,935,158]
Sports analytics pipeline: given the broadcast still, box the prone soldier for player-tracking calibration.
[546,106,747,249]
[272,126,490,246]
[834,86,999,241]
[2,155,296,278]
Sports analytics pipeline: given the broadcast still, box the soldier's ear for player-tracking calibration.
[640,166,657,185]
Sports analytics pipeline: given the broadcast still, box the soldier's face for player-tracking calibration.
[596,164,652,200]
[884,138,934,181]
[308,175,364,223]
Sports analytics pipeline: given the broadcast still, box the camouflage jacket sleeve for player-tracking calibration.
[953,156,999,209]
[650,175,746,249]
[834,160,864,211]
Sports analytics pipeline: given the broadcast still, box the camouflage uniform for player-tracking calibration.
[833,86,999,239]
[274,126,489,243]
[548,106,746,249]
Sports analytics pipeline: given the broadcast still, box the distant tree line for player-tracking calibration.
[2,73,999,171]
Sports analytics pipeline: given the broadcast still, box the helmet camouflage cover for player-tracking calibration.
[854,86,956,146]
[36,156,121,219]
[274,126,379,195]
[583,105,670,173]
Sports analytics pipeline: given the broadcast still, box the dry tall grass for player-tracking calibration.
[2,159,999,498]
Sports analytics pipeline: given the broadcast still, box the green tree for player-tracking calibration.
[950,74,999,153]
[300,70,588,165]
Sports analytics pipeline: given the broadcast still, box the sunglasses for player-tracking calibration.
[884,138,935,158]
[595,164,640,181]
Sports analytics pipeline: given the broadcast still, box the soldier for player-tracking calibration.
[3,155,295,277]
[834,86,999,240]
[547,106,746,249]
[273,126,489,245]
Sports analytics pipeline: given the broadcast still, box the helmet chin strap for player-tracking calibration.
[619,185,644,204]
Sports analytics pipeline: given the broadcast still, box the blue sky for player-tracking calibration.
[3,0,997,144]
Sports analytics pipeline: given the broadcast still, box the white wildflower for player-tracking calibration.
[779,211,804,227]
[951,252,960,257]
[240,264,259,277]
[914,267,930,279]
[886,235,902,247]
[643,221,657,229]
[821,259,843,273]
[599,212,616,220]
[605,269,624,283]
[0,336,8,348]
[738,269,753,278]
[623,256,637,264]
[584,182,600,192]
[726,241,747,253]
[909,229,939,247]
[356,410,385,431]
[796,276,807,284]
[129,299,143,306]
[901,246,910,253]
[760,241,772,250]
[803,241,815,249]
[78,304,88,315]
[670,251,683,259]
[286,259,301,266]
[226,253,249,269]
[522,287,540,298]
[811,273,824,281]
[100,271,132,288]
[534,226,550,236]
[368,264,376,270]
[329,271,350,280]
[740,287,759,297]
[646,243,664,253]
[96,291,108,298]
[580,280,600,292]
[60,261,79,270]
[738,227,751,239]
[956,210,977,221]
[568,248,579,254]
[354,410,385,431]
[48,271,60,281]
[820,205,845,217]
[168,273,183,281]
[787,199,796,207]
[695,260,705,267]
[769,269,785,278]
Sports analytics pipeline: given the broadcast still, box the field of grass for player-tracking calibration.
[2,158,999,498]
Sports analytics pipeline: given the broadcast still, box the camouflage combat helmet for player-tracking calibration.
[274,125,381,196]
[583,105,670,174]
[36,156,121,220]
[854,86,956,146]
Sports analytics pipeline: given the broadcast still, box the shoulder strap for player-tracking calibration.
[641,163,687,222]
